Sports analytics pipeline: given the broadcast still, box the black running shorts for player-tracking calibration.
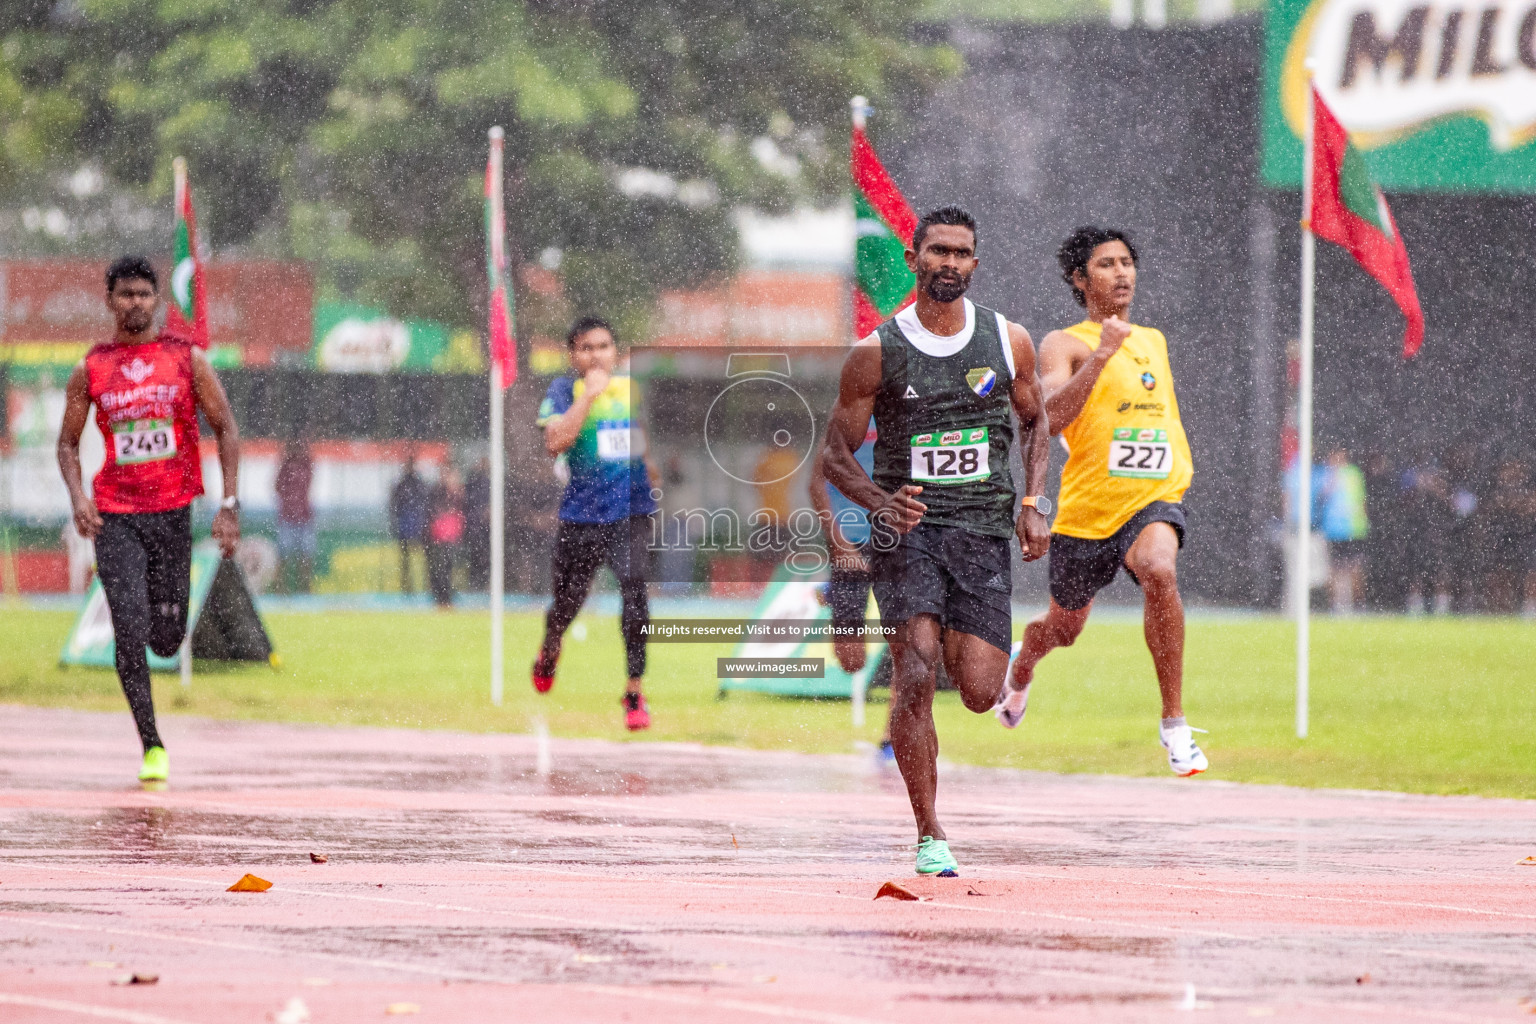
[1047,501,1187,611]
[869,522,1012,653]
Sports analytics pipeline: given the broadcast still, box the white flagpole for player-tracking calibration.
[1295,73,1316,740]
[489,125,506,708]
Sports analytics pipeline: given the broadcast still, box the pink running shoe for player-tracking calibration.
[531,653,556,694]
[622,692,651,731]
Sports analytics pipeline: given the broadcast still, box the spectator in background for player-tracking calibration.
[425,465,465,609]
[1483,457,1536,616]
[1362,452,1406,610]
[1318,447,1369,614]
[274,441,315,593]
[389,453,431,594]
[1403,463,1456,615]
[1444,442,1482,611]
[463,455,492,591]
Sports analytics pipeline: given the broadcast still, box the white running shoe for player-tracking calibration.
[1159,721,1209,776]
[993,641,1029,729]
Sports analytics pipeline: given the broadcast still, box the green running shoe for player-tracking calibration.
[138,746,168,783]
[915,836,959,877]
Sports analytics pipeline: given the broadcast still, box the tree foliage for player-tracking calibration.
[1,0,956,335]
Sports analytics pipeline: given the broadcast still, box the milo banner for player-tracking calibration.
[1264,0,1536,191]
[311,302,483,374]
[61,545,274,669]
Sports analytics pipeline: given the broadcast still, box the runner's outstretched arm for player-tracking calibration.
[822,337,926,534]
[1038,316,1131,435]
[1006,322,1050,561]
[56,364,102,541]
[191,349,241,557]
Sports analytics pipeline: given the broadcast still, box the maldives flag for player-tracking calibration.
[851,120,917,337]
[166,157,209,347]
[1309,88,1424,358]
[485,131,517,387]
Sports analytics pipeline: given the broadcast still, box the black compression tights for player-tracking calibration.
[543,577,648,679]
[95,508,192,752]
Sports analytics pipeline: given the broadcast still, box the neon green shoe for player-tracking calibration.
[138,746,168,783]
[915,836,959,877]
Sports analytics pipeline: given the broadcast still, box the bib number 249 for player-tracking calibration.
[910,427,990,484]
[112,418,177,465]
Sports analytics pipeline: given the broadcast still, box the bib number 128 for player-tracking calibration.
[910,427,990,484]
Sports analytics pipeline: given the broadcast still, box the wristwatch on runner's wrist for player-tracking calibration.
[220,496,241,513]
[1021,495,1052,517]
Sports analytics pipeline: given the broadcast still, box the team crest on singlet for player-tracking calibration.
[965,367,996,397]
[1140,372,1156,391]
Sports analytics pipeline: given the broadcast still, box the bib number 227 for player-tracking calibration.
[1108,427,1171,479]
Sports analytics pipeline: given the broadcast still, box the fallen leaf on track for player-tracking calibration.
[385,1003,420,1015]
[1519,856,1536,866]
[309,853,328,864]
[111,973,158,986]
[874,881,920,901]
[228,874,273,892]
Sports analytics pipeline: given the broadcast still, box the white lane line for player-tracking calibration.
[0,916,888,1024]
[982,865,1536,922]
[0,993,206,1024]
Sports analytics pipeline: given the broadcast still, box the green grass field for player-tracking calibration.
[2,606,1533,797]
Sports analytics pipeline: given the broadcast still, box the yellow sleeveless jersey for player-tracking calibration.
[1052,319,1193,540]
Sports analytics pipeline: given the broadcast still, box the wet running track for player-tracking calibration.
[0,705,1533,1022]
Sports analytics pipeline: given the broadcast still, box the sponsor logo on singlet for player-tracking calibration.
[121,358,155,384]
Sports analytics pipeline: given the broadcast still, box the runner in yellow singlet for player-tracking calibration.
[991,226,1209,776]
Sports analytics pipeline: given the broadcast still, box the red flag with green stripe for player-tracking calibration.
[167,158,208,347]
[485,134,517,387]
[1310,88,1424,358]
[851,123,916,337]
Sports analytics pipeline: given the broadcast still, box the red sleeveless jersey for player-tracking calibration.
[84,333,204,514]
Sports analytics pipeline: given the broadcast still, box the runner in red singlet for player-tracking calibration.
[56,255,242,784]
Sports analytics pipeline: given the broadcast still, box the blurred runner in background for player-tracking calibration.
[533,317,657,731]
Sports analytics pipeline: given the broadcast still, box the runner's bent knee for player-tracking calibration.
[1128,557,1177,593]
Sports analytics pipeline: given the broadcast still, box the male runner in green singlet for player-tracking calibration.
[822,207,1051,876]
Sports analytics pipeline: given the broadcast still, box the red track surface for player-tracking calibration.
[1,705,1534,1022]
